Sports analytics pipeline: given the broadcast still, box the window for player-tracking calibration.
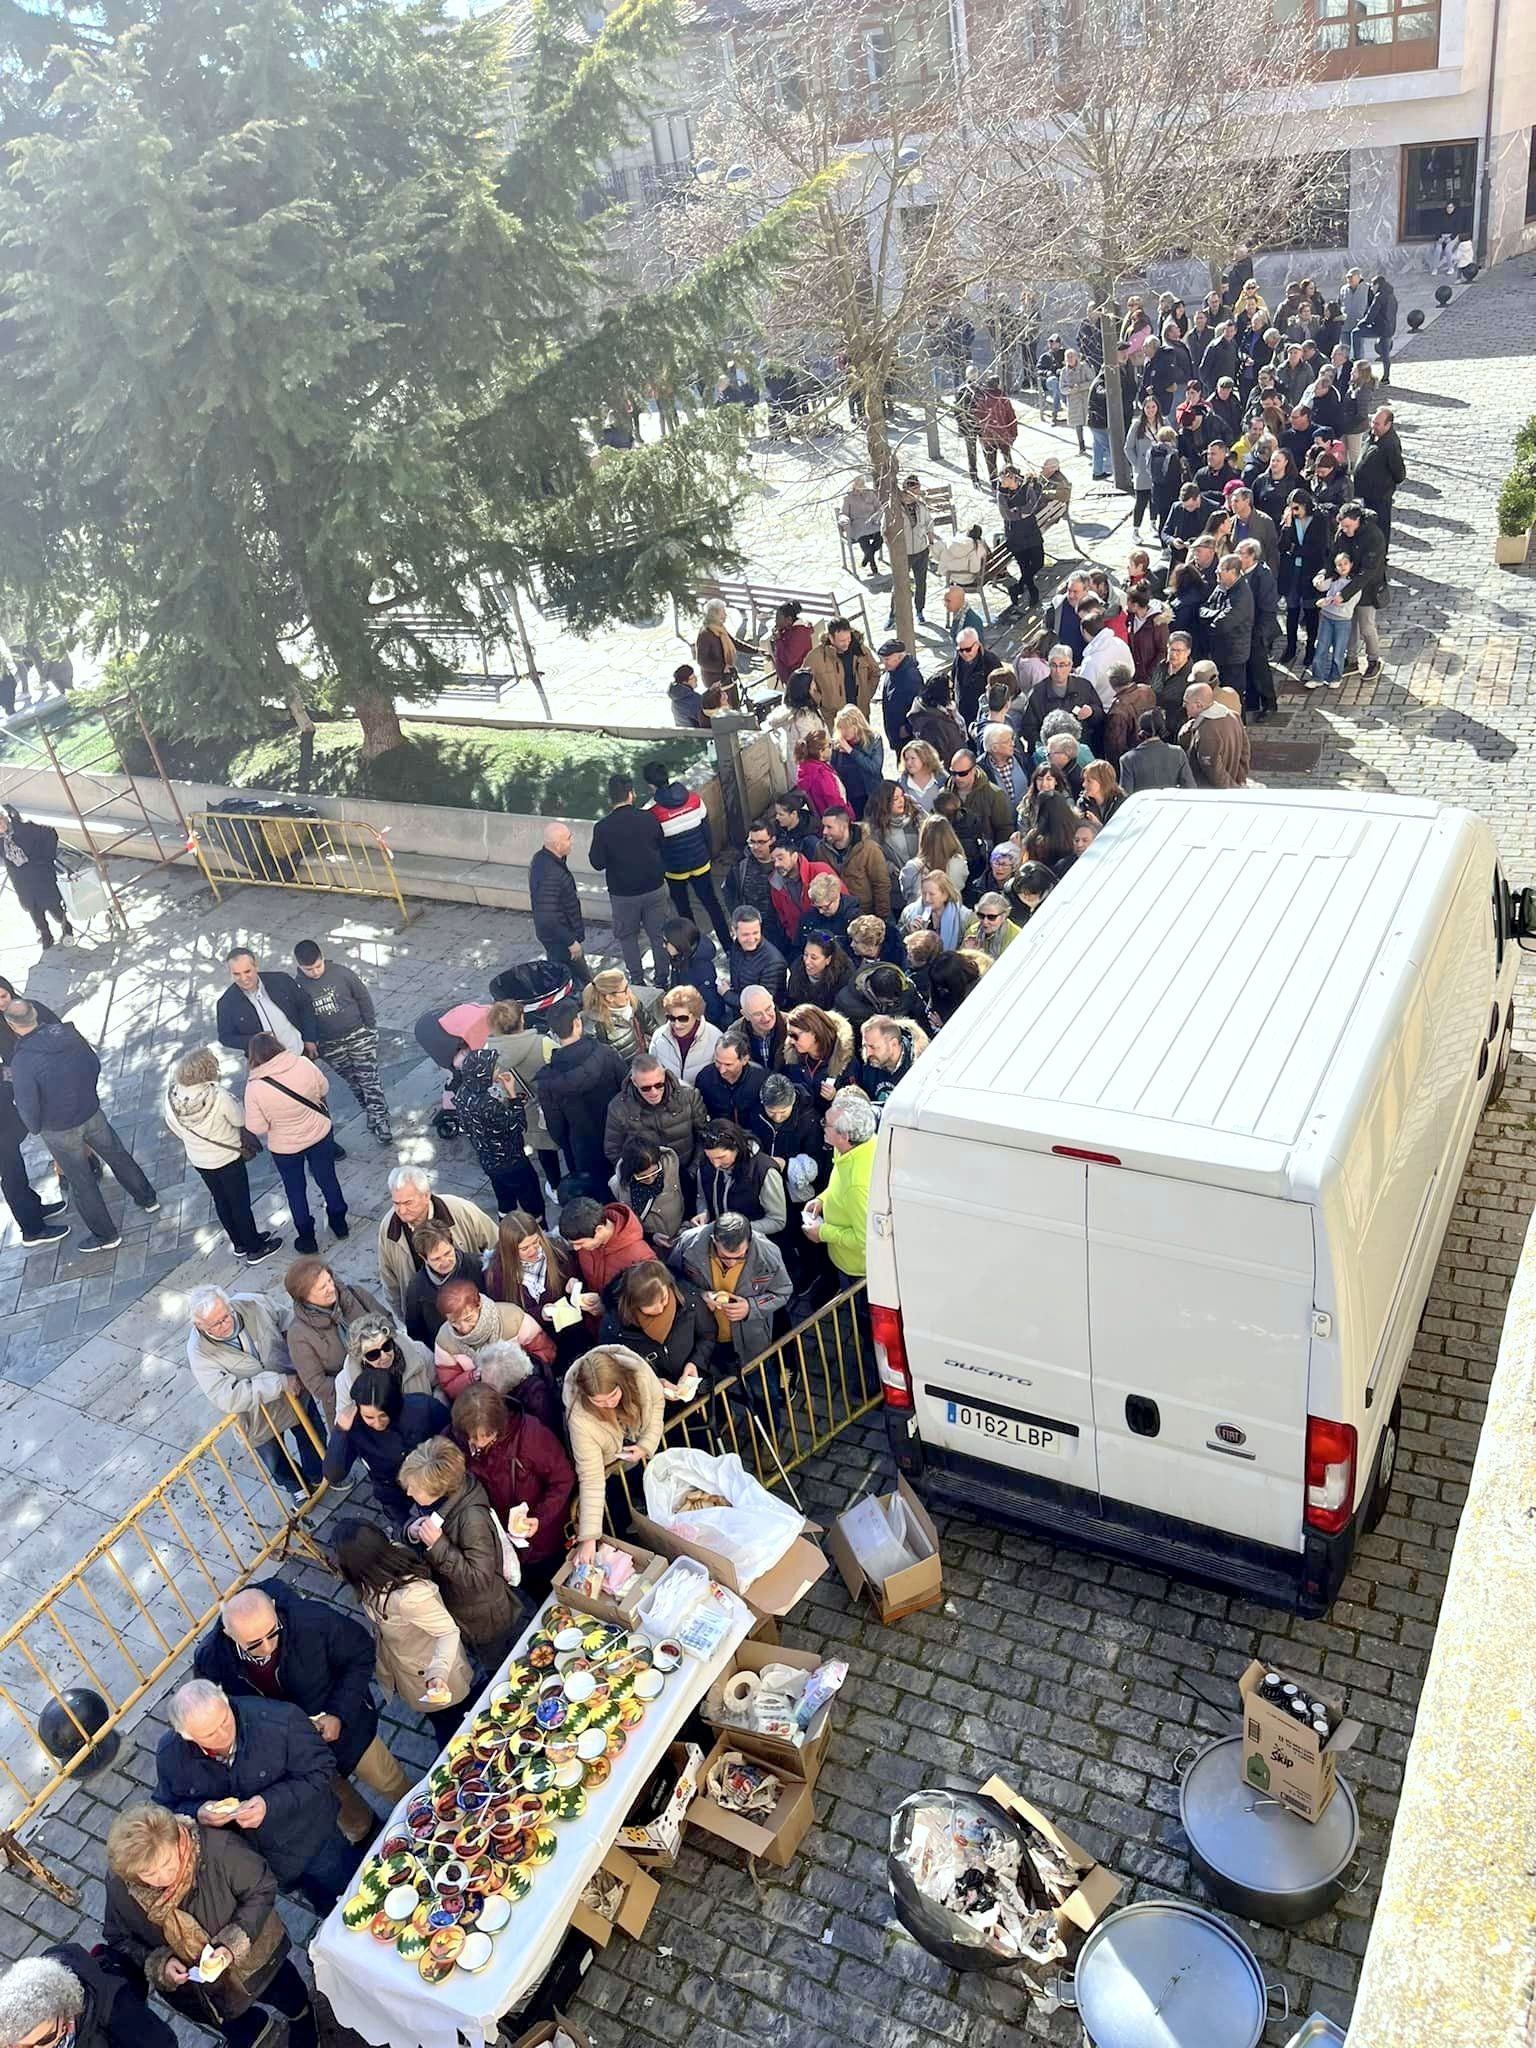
[1313,0,1440,77]
[1261,151,1352,250]
[1401,141,1477,243]
[1526,130,1536,222]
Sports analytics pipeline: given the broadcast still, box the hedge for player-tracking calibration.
[229,722,710,820]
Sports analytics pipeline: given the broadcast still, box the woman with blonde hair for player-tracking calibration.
[897,739,946,815]
[165,1047,281,1264]
[398,1435,523,1669]
[580,967,660,1061]
[695,597,747,701]
[563,1344,665,1563]
[1081,759,1127,827]
[831,703,884,816]
[482,997,558,1187]
[104,1801,317,2048]
[915,813,969,897]
[910,870,966,950]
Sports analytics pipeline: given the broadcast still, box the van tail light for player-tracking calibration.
[1304,1416,1357,1535]
[870,1303,913,1409]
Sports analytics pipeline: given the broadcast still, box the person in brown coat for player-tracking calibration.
[1100,658,1158,763]
[817,808,892,919]
[104,1804,317,2048]
[282,1257,391,1425]
[807,619,879,719]
[1178,680,1251,788]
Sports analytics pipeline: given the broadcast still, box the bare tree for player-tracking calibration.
[632,0,1058,649]
[990,0,1347,484]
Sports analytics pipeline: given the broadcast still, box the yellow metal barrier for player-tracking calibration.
[187,809,411,927]
[608,1282,877,1520]
[0,1392,330,1899]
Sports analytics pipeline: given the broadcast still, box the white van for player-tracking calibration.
[867,790,1520,1614]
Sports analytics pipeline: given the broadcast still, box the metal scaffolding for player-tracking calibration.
[3,687,196,932]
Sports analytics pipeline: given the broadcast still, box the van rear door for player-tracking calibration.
[888,1129,1099,1497]
[1087,1168,1313,1553]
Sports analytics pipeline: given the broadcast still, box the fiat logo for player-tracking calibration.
[1215,1424,1247,1447]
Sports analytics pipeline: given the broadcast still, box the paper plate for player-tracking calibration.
[476,1893,513,1932]
[634,1669,665,1701]
[575,1727,608,1761]
[457,1930,494,1974]
[553,1759,585,1790]
[384,1885,419,1921]
[564,1670,598,1704]
[554,1625,585,1652]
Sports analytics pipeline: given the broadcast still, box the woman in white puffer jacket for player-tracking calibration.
[165,1047,281,1264]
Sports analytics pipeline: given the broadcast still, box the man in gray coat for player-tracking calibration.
[187,1287,323,1497]
[669,1211,792,1365]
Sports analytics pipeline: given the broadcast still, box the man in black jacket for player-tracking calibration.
[529,822,589,989]
[1198,555,1255,697]
[724,907,788,1011]
[696,1031,767,1127]
[1236,538,1281,719]
[535,999,625,1195]
[726,819,779,920]
[155,1682,358,1912]
[603,1056,707,1173]
[1334,501,1388,681]
[588,774,670,984]
[193,1578,408,1845]
[8,1003,157,1252]
[216,948,304,1058]
[0,976,67,1247]
[1353,406,1407,552]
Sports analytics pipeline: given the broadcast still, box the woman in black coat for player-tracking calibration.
[323,1367,450,1529]
[601,1259,717,1393]
[1166,562,1206,646]
[660,918,728,1025]
[696,1120,787,1235]
[1278,490,1329,670]
[0,808,71,947]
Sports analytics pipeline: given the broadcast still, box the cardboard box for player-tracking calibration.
[629,1510,829,1622]
[567,1845,660,1950]
[507,2016,592,2048]
[616,1740,705,1869]
[688,1732,816,1868]
[1238,1661,1362,1824]
[551,1536,665,1628]
[701,1639,835,1786]
[826,1475,944,1624]
[977,1776,1124,1941]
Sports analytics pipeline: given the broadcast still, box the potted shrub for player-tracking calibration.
[1496,472,1536,566]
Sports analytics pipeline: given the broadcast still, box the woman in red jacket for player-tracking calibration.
[450,1384,574,1600]
[771,600,813,684]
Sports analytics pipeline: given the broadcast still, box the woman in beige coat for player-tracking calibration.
[563,1345,665,1562]
[334,1518,475,1747]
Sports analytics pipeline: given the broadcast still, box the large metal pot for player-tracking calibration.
[1177,1734,1363,1928]
[1059,1898,1287,2048]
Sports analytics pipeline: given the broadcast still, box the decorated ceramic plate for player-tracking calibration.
[418,1951,455,1985]
[543,1786,587,1823]
[618,1695,646,1729]
[411,1901,435,1936]
[476,1893,513,1933]
[608,1727,628,1756]
[545,1602,577,1633]
[529,1825,558,1865]
[562,1704,591,1738]
[528,1641,557,1671]
[457,1930,494,1974]
[521,1755,556,1793]
[356,1864,388,1906]
[368,1910,399,1944]
[534,1696,569,1732]
[589,1698,623,1732]
[584,1756,612,1790]
[379,1830,414,1859]
[503,1865,535,1901]
[396,1926,429,1963]
[428,1924,466,1963]
[341,1894,374,1931]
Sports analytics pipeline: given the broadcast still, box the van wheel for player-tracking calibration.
[1365,1399,1402,1532]
[1486,1009,1514,1108]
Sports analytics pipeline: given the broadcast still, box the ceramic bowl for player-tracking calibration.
[634,1668,665,1701]
[564,1670,598,1704]
[651,1638,683,1673]
[457,1930,494,1974]
[384,1885,418,1921]
[575,1727,608,1762]
[476,1893,513,1933]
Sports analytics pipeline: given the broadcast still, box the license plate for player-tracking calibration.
[947,1400,1061,1455]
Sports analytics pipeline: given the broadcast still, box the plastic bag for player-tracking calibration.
[643,1447,803,1591]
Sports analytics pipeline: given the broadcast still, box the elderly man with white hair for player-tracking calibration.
[802,1088,878,1279]
[0,1948,174,2048]
[193,1579,409,1845]
[527,817,590,987]
[1179,678,1251,789]
[153,1679,358,1913]
[375,1165,496,1319]
[186,1288,323,1497]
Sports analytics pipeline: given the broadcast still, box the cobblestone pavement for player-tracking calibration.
[1,259,1534,2046]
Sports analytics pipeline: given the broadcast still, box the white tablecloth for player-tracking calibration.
[310,1591,752,2048]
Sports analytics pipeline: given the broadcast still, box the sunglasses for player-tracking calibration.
[359,1343,393,1363]
[638,1080,667,1093]
[237,1624,280,1654]
[979,911,1004,922]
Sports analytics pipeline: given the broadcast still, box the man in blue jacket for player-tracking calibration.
[877,639,923,753]
[7,1002,157,1252]
[192,1578,409,1845]
[154,1681,359,1912]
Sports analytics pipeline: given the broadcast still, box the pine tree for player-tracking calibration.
[0,0,796,753]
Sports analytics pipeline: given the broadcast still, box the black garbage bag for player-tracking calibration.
[207,796,323,883]
[488,957,573,1015]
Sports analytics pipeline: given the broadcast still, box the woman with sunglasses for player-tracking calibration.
[103,1801,314,2048]
[323,1365,449,1530]
[333,1310,434,1413]
[648,982,721,1086]
[0,1949,174,2048]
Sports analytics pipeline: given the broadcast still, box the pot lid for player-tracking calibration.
[1073,1899,1266,2048]
[1181,1736,1359,1892]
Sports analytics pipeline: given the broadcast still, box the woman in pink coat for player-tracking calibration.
[242,1033,348,1255]
[794,728,848,819]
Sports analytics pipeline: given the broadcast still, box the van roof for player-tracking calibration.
[886,790,1489,1199]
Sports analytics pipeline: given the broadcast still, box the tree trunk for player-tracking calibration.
[352,684,405,758]
[866,392,916,652]
[1100,305,1133,494]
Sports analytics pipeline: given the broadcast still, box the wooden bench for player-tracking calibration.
[676,577,871,648]
[381,615,521,703]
